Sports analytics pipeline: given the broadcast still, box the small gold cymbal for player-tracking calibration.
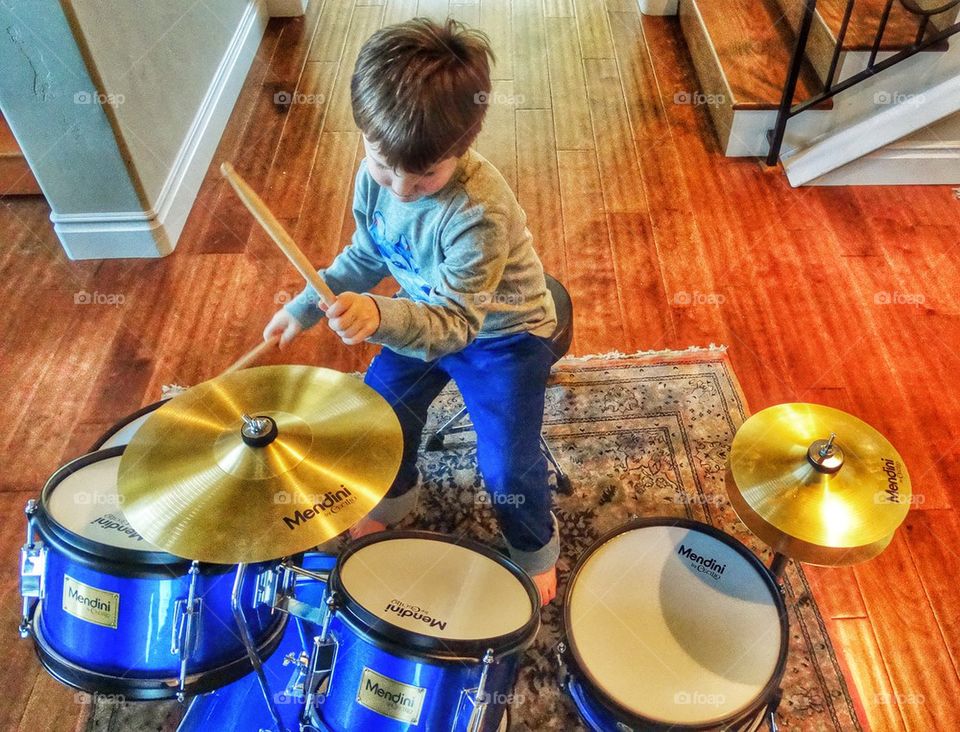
[726,403,911,566]
[118,365,402,564]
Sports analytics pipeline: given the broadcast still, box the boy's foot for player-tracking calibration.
[531,565,558,606]
[349,516,388,540]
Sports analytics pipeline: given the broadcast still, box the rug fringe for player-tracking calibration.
[558,344,728,362]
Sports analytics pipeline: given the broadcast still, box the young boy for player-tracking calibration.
[263,18,559,605]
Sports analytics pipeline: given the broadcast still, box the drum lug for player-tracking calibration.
[174,562,203,700]
[457,648,495,732]
[554,641,571,687]
[19,500,45,639]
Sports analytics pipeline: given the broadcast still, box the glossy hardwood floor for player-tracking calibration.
[2,1,959,729]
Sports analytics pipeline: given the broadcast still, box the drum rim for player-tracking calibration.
[37,447,234,573]
[330,529,541,660]
[88,399,168,452]
[561,516,789,729]
[29,602,289,700]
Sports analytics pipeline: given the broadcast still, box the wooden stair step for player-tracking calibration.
[686,0,832,110]
[818,0,948,52]
[0,115,41,196]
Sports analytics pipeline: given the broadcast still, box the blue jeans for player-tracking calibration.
[363,332,558,574]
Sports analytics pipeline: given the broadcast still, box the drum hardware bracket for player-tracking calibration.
[232,563,289,732]
[256,566,281,609]
[302,632,336,722]
[766,688,783,732]
[175,561,203,702]
[282,560,332,586]
[554,642,570,687]
[19,499,45,638]
[462,648,495,732]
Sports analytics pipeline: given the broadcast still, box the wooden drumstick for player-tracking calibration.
[223,334,281,375]
[220,162,337,308]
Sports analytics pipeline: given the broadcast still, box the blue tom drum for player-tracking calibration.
[19,446,287,700]
[309,531,540,731]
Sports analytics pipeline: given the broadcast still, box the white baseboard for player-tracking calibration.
[53,0,269,259]
[638,0,678,15]
[267,0,308,16]
[809,138,960,186]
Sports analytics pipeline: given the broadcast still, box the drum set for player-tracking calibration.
[17,166,914,732]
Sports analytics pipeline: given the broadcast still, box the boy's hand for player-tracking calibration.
[263,308,303,348]
[326,292,380,345]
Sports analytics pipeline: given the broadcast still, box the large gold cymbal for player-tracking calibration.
[118,365,402,564]
[726,403,911,566]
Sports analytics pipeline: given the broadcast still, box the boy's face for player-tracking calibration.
[363,137,459,204]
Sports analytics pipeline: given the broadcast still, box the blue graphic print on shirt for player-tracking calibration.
[368,211,432,298]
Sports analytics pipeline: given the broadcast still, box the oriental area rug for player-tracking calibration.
[86,348,862,731]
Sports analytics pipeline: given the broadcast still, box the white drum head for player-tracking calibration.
[45,455,163,553]
[339,537,535,641]
[100,412,154,449]
[567,523,784,725]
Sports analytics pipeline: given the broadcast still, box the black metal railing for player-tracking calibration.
[766,0,960,164]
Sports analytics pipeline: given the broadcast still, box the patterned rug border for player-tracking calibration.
[558,344,728,363]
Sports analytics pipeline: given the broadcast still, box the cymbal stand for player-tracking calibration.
[232,563,287,732]
[769,552,790,579]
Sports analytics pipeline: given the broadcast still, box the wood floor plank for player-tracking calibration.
[832,618,907,732]
[583,58,646,213]
[512,0,551,109]
[475,79,518,193]
[383,0,420,26]
[261,61,338,218]
[308,0,356,62]
[557,149,626,352]
[543,0,574,17]
[545,17,594,150]
[516,109,566,283]
[448,2,480,24]
[573,0,614,58]
[323,5,386,132]
[804,565,869,619]
[417,0,450,21]
[480,0,513,80]
[903,510,960,679]
[855,531,960,730]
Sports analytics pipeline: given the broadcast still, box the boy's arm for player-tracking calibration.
[367,207,509,361]
[284,166,388,329]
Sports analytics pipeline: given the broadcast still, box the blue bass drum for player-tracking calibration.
[19,447,287,700]
[311,531,540,732]
[559,518,788,732]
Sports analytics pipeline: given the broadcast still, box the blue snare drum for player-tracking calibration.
[19,447,287,700]
[560,518,788,732]
[308,531,539,732]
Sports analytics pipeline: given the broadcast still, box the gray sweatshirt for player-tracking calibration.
[285,149,557,361]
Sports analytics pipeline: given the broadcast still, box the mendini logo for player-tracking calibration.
[282,487,355,530]
[385,599,447,631]
[678,544,726,580]
[880,458,902,503]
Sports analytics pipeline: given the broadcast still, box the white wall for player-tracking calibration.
[64,0,250,207]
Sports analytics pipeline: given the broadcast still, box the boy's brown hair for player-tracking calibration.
[351,18,494,174]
